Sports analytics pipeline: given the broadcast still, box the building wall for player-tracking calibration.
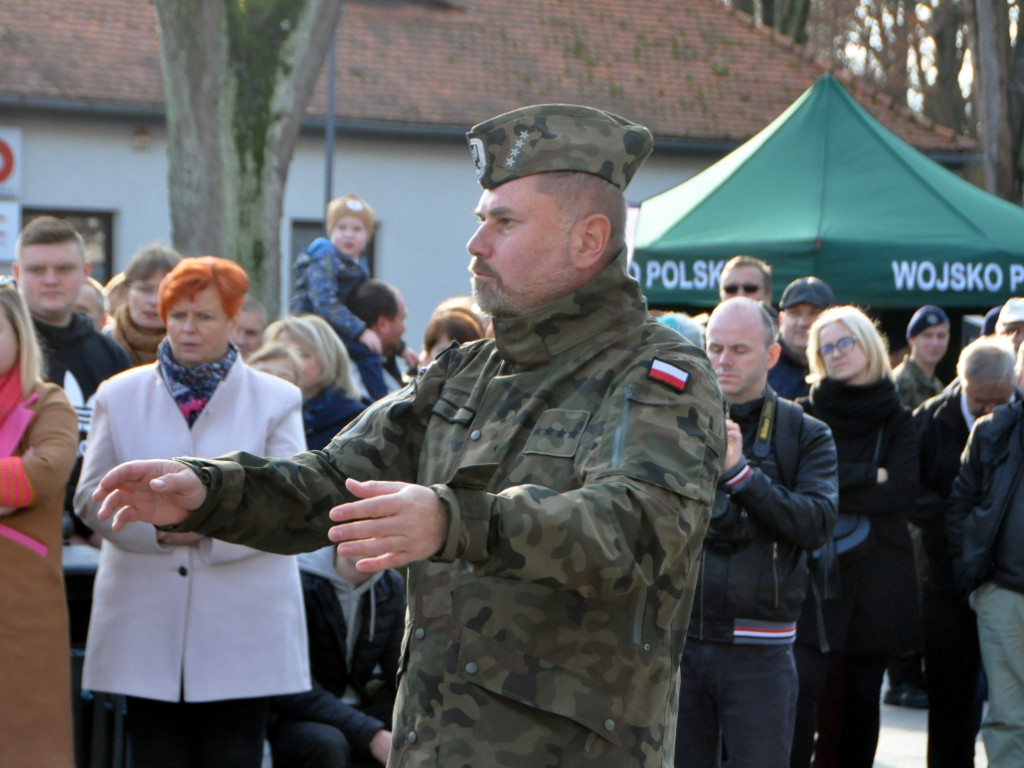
[6,115,708,349]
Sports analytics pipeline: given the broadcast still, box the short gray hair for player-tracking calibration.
[958,336,1016,385]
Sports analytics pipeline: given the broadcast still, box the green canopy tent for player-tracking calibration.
[632,73,1024,310]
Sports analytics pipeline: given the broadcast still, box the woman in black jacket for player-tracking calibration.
[264,314,367,451]
[790,306,920,768]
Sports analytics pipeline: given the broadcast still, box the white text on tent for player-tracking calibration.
[635,259,726,292]
[891,261,1024,292]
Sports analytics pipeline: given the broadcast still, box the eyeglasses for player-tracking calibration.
[820,336,857,357]
[722,283,761,295]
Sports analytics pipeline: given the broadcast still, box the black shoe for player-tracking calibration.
[884,683,929,709]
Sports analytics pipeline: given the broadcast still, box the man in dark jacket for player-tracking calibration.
[767,277,835,399]
[676,297,838,768]
[270,546,405,768]
[913,336,1016,768]
[14,216,131,543]
[949,342,1024,768]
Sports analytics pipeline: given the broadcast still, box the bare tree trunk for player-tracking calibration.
[774,0,812,43]
[153,0,345,317]
[966,0,1015,199]
[921,0,968,135]
[1011,40,1024,202]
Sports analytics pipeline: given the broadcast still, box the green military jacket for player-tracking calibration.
[176,251,724,768]
[893,355,943,409]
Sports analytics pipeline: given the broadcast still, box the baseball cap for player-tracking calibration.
[998,297,1024,326]
[466,104,653,191]
[779,277,835,310]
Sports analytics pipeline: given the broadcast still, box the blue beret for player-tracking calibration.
[906,305,949,341]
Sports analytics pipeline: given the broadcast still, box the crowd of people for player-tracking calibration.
[1,101,1022,768]
[672,253,1023,768]
[6,207,490,768]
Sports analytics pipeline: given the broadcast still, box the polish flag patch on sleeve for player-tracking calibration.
[648,358,690,392]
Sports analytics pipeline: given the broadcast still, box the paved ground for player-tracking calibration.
[876,697,987,768]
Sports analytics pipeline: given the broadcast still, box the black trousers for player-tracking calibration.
[790,648,887,768]
[125,695,269,768]
[791,644,830,768]
[271,719,352,768]
[922,588,984,768]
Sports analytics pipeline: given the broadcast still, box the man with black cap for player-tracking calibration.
[894,304,950,409]
[767,276,835,399]
[87,104,725,768]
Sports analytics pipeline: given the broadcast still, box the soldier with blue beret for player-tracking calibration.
[90,104,725,768]
[893,304,950,408]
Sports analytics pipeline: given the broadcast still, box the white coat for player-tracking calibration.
[75,360,311,702]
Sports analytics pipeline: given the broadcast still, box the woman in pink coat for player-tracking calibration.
[0,279,79,768]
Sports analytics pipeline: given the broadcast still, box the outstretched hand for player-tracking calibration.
[93,459,208,531]
[329,479,446,572]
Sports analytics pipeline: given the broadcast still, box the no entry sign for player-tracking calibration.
[0,128,22,199]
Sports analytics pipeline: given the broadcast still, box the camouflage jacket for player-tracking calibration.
[175,251,724,768]
[893,355,943,409]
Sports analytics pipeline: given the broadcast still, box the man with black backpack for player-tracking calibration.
[675,297,838,768]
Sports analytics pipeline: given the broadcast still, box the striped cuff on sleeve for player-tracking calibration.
[0,457,35,508]
[723,463,753,491]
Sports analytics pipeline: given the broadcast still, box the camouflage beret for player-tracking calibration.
[466,104,653,191]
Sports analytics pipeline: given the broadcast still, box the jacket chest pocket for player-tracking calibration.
[522,409,590,458]
[502,409,590,491]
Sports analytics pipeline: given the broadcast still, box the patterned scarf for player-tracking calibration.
[157,338,238,427]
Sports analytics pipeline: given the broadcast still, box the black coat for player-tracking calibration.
[797,378,921,655]
[303,387,366,451]
[949,401,1024,594]
[271,568,406,751]
[35,312,131,535]
[767,340,810,400]
[911,381,969,595]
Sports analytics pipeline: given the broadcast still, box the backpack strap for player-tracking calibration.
[770,394,804,491]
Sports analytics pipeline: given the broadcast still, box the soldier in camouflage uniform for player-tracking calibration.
[91,104,726,768]
[893,304,949,409]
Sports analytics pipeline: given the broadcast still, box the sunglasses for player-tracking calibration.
[820,336,857,357]
[722,283,761,295]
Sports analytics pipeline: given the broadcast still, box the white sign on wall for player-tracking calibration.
[0,127,22,199]
[0,200,21,265]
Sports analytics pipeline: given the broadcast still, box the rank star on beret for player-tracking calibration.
[466,104,653,191]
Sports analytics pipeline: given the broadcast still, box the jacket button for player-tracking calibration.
[470,430,481,440]
[414,628,425,640]
[177,566,188,576]
[407,731,418,744]
[604,719,616,732]
[465,662,478,674]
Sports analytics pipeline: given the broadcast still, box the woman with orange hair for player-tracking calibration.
[75,257,310,768]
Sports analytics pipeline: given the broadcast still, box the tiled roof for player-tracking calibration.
[0,0,974,153]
